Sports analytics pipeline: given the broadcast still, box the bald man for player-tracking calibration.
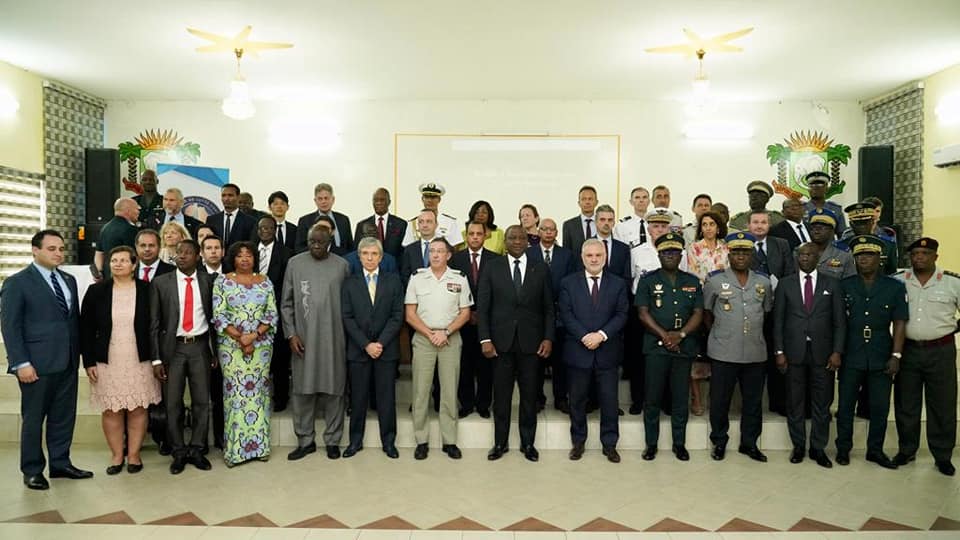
[95,197,140,280]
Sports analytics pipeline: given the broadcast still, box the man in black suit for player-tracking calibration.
[527,218,575,413]
[450,221,497,418]
[354,187,407,260]
[149,239,217,474]
[206,183,256,249]
[561,185,599,257]
[400,209,440,288]
[576,204,631,279]
[255,217,293,412]
[268,191,298,251]
[558,239,630,463]
[773,242,846,468]
[2,230,93,490]
[294,182,353,254]
[341,237,404,459]
[479,225,555,462]
[95,198,140,280]
[748,210,796,417]
[134,229,175,282]
[142,188,203,239]
[769,198,810,252]
[238,192,268,221]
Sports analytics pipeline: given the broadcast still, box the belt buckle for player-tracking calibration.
[183,335,196,344]
[863,327,872,340]
[674,317,683,329]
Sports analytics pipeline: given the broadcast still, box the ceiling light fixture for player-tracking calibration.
[221,49,255,120]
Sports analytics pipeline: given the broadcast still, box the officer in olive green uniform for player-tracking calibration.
[704,232,774,462]
[845,201,898,275]
[893,237,960,476]
[636,233,704,461]
[835,235,908,469]
[808,208,856,280]
[729,180,784,232]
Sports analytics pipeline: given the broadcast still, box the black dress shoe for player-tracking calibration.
[628,403,644,415]
[442,444,462,459]
[555,400,570,414]
[287,442,317,461]
[170,455,186,474]
[477,408,491,419]
[866,451,898,469]
[936,460,956,476]
[809,449,833,468]
[106,463,124,475]
[521,445,539,462]
[893,452,916,466]
[414,443,429,460]
[458,408,473,419]
[836,450,850,466]
[569,444,585,461]
[602,446,621,463]
[711,444,726,461]
[488,445,508,461]
[189,453,212,470]
[790,447,804,464]
[342,445,362,458]
[50,465,94,479]
[159,442,173,456]
[23,474,49,490]
[383,446,400,459]
[200,445,210,455]
[642,446,657,461]
[127,463,143,474]
[617,408,625,416]
[738,445,768,463]
[273,401,287,413]
[673,445,690,461]
[326,445,341,459]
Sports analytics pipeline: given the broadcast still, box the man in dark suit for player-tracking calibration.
[95,197,140,280]
[344,222,399,276]
[141,188,203,239]
[774,242,845,468]
[749,210,796,417]
[769,198,810,252]
[558,238,629,463]
[2,229,93,490]
[341,237,404,459]
[354,187,407,260]
[149,239,217,474]
[255,217,293,412]
[400,209,440,288]
[574,204,631,279]
[450,221,498,418]
[527,218,575,413]
[561,185,599,257]
[268,191,298,251]
[238,192,268,221]
[134,229,175,282]
[206,183,256,249]
[479,225,555,462]
[294,182,353,254]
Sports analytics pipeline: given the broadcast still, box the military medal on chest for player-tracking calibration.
[654,283,664,308]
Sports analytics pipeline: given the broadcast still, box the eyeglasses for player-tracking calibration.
[538,226,556,232]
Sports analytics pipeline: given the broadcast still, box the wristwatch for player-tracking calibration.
[679,331,687,339]
[891,352,902,359]
[444,328,451,336]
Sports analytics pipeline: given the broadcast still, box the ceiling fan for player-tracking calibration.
[644,27,754,57]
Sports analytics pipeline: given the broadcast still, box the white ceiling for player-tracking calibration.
[1,0,959,103]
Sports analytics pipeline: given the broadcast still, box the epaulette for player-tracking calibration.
[707,269,724,278]
[451,269,465,277]
[441,213,456,220]
[832,240,851,252]
[892,269,906,277]
[753,269,770,278]
[413,267,428,274]
[944,270,960,279]
[619,215,633,223]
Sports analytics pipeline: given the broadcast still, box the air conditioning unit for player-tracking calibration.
[933,143,960,168]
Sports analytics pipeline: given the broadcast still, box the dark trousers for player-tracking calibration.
[19,366,78,475]
[347,359,397,448]
[492,338,540,448]
[644,354,692,447]
[569,364,619,448]
[270,329,291,408]
[458,323,492,412]
[785,344,834,451]
[625,307,645,407]
[165,340,211,456]
[539,327,568,407]
[209,364,223,448]
[710,360,765,449]
[895,341,957,461]
[764,318,787,415]
[836,366,892,454]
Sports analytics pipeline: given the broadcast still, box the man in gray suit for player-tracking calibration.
[773,243,846,468]
[150,239,217,474]
[561,185,599,256]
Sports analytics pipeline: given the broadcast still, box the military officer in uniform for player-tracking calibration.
[613,187,651,249]
[402,183,461,248]
[835,235,908,469]
[843,201,898,275]
[704,232,773,463]
[803,172,846,237]
[808,208,856,280]
[729,180,784,232]
[636,233,703,461]
[893,237,960,476]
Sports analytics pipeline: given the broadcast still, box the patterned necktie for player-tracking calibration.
[367,273,377,303]
[471,252,479,284]
[224,212,233,242]
[590,276,599,306]
[49,271,68,314]
[377,216,385,242]
[804,274,814,313]
[544,249,551,266]
[260,246,269,274]
[182,276,194,333]
[585,218,593,239]
[797,224,809,243]
[141,266,152,282]
[513,259,522,293]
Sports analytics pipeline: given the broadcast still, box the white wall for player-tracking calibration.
[104,99,865,228]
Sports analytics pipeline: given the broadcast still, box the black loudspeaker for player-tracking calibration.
[858,145,894,225]
[84,148,120,223]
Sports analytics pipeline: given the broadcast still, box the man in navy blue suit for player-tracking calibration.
[558,238,629,463]
[1,229,93,490]
[575,204,631,279]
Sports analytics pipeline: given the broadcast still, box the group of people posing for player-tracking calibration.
[2,169,957,492]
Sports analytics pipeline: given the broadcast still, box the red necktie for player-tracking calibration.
[471,252,479,284]
[141,266,152,282]
[377,216,385,242]
[183,276,194,332]
[591,276,599,306]
[803,274,814,313]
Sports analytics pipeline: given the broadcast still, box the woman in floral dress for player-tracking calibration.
[212,241,278,466]
[684,211,729,416]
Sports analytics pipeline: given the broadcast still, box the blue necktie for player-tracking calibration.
[49,271,68,314]
[422,241,429,267]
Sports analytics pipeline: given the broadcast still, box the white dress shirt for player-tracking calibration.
[176,270,209,337]
[786,218,810,244]
[507,253,527,284]
[138,261,160,282]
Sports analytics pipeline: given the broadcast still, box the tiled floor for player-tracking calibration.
[1,443,959,538]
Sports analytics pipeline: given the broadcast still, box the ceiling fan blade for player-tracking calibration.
[245,41,295,51]
[233,25,253,42]
[710,27,754,43]
[195,44,235,53]
[705,43,744,53]
[682,28,705,47]
[644,44,694,55]
[186,27,229,44]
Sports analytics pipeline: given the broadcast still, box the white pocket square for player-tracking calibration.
[823,290,831,295]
